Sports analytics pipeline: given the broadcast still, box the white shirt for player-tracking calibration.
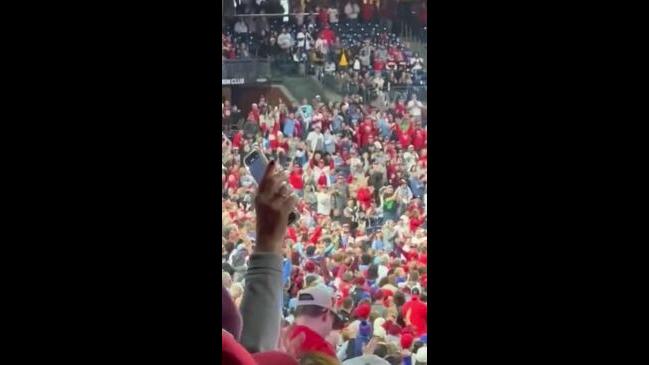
[315,38,328,54]
[277,33,293,49]
[316,192,332,215]
[344,3,360,19]
[234,21,248,34]
[306,131,324,152]
[407,99,424,117]
[328,8,339,23]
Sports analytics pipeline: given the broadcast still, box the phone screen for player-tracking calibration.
[244,150,299,225]
[244,150,268,185]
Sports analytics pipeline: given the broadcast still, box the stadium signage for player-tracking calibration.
[222,78,245,85]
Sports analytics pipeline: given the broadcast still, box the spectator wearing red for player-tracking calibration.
[409,210,425,233]
[412,126,426,151]
[356,118,377,148]
[317,7,329,27]
[401,288,427,337]
[289,166,304,191]
[396,119,415,149]
[394,99,407,116]
[287,286,343,359]
[231,130,243,149]
[372,57,385,71]
[319,25,335,45]
[247,104,260,123]
[360,0,376,23]
[356,185,373,211]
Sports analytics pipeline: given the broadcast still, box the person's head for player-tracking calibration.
[305,245,317,257]
[294,286,345,337]
[373,342,389,358]
[393,291,406,307]
[414,346,427,364]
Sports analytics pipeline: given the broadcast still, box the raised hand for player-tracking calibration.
[255,161,298,255]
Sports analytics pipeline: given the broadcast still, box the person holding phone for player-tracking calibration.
[239,160,299,353]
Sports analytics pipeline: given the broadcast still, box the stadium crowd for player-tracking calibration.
[222,84,427,365]
[223,0,427,100]
[222,2,427,365]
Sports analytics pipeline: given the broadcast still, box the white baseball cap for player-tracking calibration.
[296,285,336,311]
[415,346,427,363]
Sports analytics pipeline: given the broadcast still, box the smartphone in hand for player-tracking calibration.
[244,149,300,226]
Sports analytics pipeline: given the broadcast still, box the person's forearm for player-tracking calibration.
[239,252,283,353]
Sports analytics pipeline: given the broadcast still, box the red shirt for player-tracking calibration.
[320,28,335,44]
[318,9,329,26]
[232,131,242,149]
[357,120,376,147]
[372,58,385,71]
[394,102,406,116]
[418,253,427,266]
[226,174,238,191]
[309,226,323,245]
[288,325,336,359]
[361,3,375,22]
[401,297,427,337]
[286,226,298,242]
[356,186,372,210]
[413,129,427,151]
[289,170,304,190]
[409,216,424,232]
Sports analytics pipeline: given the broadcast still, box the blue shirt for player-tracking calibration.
[379,119,391,139]
[409,176,424,198]
[282,258,292,287]
[283,118,296,137]
[299,105,313,121]
[371,239,384,251]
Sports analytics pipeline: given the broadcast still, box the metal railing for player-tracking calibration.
[321,73,426,103]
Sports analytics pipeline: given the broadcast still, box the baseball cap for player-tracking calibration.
[296,285,346,330]
[415,346,427,363]
[342,355,390,365]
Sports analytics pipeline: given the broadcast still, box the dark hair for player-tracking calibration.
[384,354,402,365]
[412,341,425,356]
[222,263,235,277]
[373,343,388,358]
[361,253,372,265]
[367,264,379,281]
[306,245,317,257]
[393,291,406,307]
[295,305,328,318]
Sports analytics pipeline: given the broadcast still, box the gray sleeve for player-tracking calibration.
[239,252,283,353]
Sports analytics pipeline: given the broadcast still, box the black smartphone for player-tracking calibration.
[243,149,300,226]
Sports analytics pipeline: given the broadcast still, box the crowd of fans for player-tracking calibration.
[222,2,427,365]
[222,0,427,102]
[222,83,427,364]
